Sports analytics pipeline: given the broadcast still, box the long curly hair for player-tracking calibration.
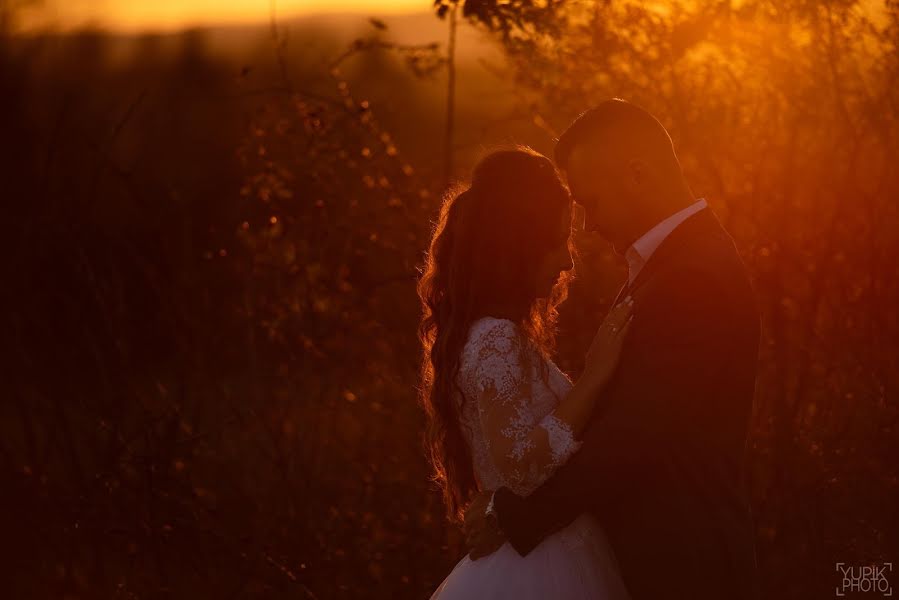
[417,146,573,522]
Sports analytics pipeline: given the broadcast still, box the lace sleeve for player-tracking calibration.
[465,319,582,495]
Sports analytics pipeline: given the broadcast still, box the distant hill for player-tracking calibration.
[6,10,552,171]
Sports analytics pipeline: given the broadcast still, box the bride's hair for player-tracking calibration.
[417,146,573,522]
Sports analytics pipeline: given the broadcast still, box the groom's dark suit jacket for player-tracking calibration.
[494,207,760,600]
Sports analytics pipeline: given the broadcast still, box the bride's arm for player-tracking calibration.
[470,301,633,494]
[551,297,634,438]
[493,266,743,558]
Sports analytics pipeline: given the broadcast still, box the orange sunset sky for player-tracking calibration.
[15,0,429,32]
[15,0,889,33]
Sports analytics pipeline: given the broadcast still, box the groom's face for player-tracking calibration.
[565,143,633,252]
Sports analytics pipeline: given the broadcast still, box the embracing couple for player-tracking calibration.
[417,99,761,600]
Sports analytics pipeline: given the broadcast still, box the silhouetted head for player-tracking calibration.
[555,98,694,253]
[417,146,573,521]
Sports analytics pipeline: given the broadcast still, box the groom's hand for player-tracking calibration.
[463,491,505,560]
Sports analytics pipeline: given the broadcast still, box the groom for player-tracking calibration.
[463,99,761,600]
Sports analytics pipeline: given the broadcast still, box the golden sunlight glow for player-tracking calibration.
[17,0,428,33]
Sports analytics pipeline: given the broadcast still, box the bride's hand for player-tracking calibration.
[582,295,635,390]
[464,491,505,560]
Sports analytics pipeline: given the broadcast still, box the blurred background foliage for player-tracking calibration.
[1,0,897,598]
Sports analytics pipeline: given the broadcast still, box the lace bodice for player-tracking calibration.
[456,317,582,496]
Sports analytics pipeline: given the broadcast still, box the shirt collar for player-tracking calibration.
[625,198,708,284]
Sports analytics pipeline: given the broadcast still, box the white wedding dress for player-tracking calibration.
[430,317,630,600]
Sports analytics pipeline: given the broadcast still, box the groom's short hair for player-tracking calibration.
[554,98,677,172]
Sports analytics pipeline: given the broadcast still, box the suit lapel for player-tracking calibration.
[596,208,724,422]
[623,207,721,298]
[609,207,722,307]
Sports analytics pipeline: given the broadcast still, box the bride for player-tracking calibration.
[417,146,633,599]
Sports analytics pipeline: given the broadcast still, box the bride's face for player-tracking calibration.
[533,204,574,298]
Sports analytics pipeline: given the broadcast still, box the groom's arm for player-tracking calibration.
[494,264,738,556]
[492,378,659,555]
